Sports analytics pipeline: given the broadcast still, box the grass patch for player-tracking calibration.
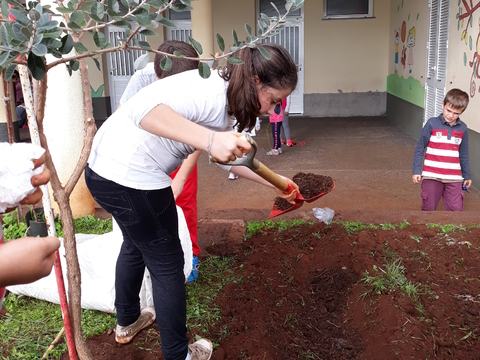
[244,219,307,239]
[1,254,239,358]
[361,258,420,302]
[2,210,113,240]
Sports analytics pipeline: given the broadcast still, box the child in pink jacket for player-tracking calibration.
[266,99,285,156]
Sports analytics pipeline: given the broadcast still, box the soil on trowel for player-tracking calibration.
[274,172,334,211]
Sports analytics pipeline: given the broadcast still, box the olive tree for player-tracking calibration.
[0,0,304,358]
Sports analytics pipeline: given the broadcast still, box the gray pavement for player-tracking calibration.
[197,116,480,225]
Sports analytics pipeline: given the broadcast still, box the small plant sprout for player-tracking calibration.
[410,235,422,243]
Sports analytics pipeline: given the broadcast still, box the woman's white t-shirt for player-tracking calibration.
[88,69,231,190]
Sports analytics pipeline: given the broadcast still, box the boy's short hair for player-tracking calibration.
[444,88,469,111]
[154,40,199,79]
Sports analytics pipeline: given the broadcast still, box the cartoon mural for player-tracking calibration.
[394,28,400,73]
[387,2,425,109]
[457,2,480,98]
[407,26,416,73]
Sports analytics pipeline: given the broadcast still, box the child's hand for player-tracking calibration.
[463,180,472,189]
[274,176,300,204]
[412,175,421,184]
[0,236,60,287]
[19,153,50,206]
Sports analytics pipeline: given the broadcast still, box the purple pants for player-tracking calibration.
[421,179,464,211]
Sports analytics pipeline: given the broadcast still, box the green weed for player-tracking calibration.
[244,219,306,239]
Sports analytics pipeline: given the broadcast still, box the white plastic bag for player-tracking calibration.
[7,206,193,313]
[313,207,335,225]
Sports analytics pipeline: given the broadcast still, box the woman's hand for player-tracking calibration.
[274,176,300,204]
[209,132,252,163]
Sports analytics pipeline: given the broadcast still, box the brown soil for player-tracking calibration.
[63,221,480,360]
[274,173,334,211]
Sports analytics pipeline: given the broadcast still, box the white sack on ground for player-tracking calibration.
[7,206,193,313]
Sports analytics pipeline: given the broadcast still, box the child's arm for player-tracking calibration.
[171,150,202,200]
[229,166,299,203]
[0,236,60,287]
[459,129,472,189]
[412,121,432,183]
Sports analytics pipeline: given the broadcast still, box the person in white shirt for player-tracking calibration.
[85,43,299,360]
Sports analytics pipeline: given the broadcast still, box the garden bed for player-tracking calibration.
[58,220,480,360]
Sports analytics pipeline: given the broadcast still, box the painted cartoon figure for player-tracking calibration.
[468,20,480,97]
[407,26,415,74]
[394,28,400,74]
[401,45,407,69]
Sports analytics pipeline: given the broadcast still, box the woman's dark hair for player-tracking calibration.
[154,40,199,79]
[220,43,297,132]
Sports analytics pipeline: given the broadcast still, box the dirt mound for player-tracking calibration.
[64,222,480,359]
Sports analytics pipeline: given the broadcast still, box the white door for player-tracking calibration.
[106,25,148,112]
[261,21,304,114]
[424,0,450,124]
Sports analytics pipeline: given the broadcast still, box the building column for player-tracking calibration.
[42,56,95,217]
[191,0,214,59]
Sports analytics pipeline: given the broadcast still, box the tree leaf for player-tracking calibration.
[90,2,105,22]
[4,64,17,81]
[93,57,101,72]
[1,24,11,45]
[70,59,79,71]
[245,23,252,36]
[260,13,270,27]
[173,50,184,58]
[160,55,172,71]
[9,9,30,26]
[32,43,47,56]
[93,31,107,49]
[188,36,203,55]
[73,41,88,53]
[140,29,157,36]
[55,7,72,13]
[232,29,241,47]
[157,15,176,28]
[0,51,10,67]
[107,0,120,14]
[138,40,151,50]
[227,56,244,65]
[113,20,131,28]
[1,0,9,18]
[257,45,271,60]
[70,10,86,28]
[60,34,73,54]
[270,1,281,16]
[134,53,149,70]
[216,33,224,52]
[29,8,41,21]
[27,52,46,80]
[198,62,211,79]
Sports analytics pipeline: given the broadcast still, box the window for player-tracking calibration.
[168,9,191,21]
[323,0,373,20]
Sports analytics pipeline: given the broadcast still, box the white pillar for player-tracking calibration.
[43,56,95,217]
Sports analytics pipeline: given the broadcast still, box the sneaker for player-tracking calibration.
[187,255,199,283]
[286,139,295,147]
[115,307,156,344]
[266,149,279,156]
[188,338,213,360]
[228,172,238,180]
[280,139,285,145]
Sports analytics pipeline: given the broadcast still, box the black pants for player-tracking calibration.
[85,165,188,360]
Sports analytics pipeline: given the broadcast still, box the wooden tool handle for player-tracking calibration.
[255,161,289,191]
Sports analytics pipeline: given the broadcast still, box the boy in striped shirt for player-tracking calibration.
[412,88,472,211]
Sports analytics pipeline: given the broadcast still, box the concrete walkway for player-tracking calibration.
[197,116,480,225]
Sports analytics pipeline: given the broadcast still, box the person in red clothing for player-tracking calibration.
[412,88,472,211]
